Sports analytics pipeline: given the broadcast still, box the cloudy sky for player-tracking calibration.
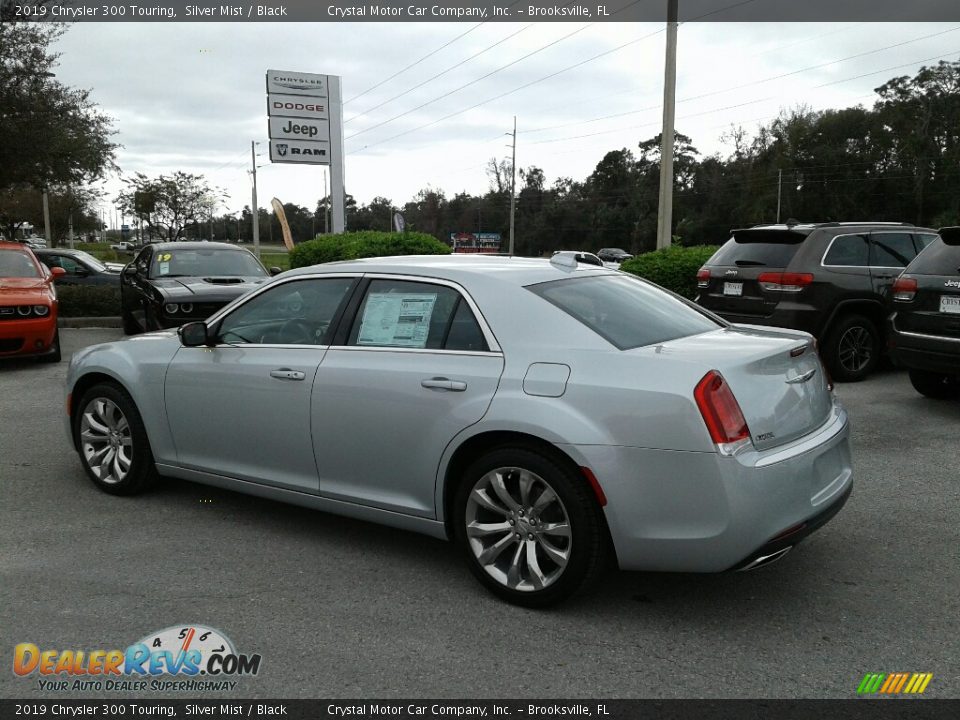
[52,19,960,222]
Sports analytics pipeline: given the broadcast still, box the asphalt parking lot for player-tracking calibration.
[1,328,958,699]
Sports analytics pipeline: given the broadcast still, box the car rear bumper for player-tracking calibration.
[697,299,823,337]
[0,317,57,358]
[889,317,960,376]
[561,402,852,573]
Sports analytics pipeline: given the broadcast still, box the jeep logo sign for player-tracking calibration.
[266,93,330,120]
[269,139,332,166]
[269,117,330,143]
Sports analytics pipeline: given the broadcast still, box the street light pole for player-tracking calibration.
[42,188,52,247]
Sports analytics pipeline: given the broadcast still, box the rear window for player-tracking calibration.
[708,229,808,268]
[906,238,960,276]
[528,275,721,350]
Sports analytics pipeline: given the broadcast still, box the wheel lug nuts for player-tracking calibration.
[514,533,521,539]
[508,519,514,525]
[527,534,533,540]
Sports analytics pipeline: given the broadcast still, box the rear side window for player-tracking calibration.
[708,230,807,268]
[528,275,721,350]
[870,233,917,268]
[914,233,938,251]
[823,234,868,266]
[906,238,960,276]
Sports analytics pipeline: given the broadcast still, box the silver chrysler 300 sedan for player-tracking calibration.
[65,255,853,606]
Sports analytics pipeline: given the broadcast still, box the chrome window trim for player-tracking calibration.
[201,271,503,354]
[325,345,503,358]
[820,231,919,270]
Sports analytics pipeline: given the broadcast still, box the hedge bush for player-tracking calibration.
[56,285,122,317]
[618,245,720,300]
[289,231,451,269]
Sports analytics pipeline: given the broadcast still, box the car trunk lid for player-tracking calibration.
[652,324,833,452]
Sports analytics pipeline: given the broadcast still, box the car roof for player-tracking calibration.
[285,254,616,286]
[0,241,35,251]
[745,222,937,233]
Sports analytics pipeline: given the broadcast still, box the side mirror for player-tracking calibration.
[179,321,211,347]
[50,266,67,280]
[269,266,283,276]
[74,265,90,276]
[122,265,137,277]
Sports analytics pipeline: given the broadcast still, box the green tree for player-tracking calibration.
[115,172,225,242]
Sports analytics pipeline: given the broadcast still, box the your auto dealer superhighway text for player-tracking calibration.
[329,706,604,717]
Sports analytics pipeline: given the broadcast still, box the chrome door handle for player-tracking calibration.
[421,377,467,392]
[270,368,305,381]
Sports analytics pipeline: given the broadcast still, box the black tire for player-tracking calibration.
[823,314,880,382]
[40,328,61,363]
[453,446,607,607]
[73,382,158,496]
[122,307,140,336]
[908,369,960,400]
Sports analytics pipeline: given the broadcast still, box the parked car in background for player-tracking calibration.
[696,222,939,382]
[888,226,960,399]
[120,241,277,334]
[67,255,851,606]
[0,242,65,362]
[111,241,136,252]
[34,248,122,286]
[552,250,604,267]
[596,248,633,265]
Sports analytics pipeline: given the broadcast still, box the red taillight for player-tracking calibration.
[892,276,917,302]
[696,268,710,288]
[694,371,750,448]
[757,272,814,292]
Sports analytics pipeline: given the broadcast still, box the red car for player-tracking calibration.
[0,242,66,363]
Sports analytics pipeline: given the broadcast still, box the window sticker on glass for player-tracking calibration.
[358,293,437,348]
[158,261,170,275]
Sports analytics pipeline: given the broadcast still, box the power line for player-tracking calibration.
[345,23,535,125]
[344,22,486,105]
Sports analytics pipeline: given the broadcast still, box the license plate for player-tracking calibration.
[723,282,743,296]
[941,295,960,314]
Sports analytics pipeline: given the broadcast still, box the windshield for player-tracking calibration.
[73,251,108,272]
[0,249,41,278]
[150,248,267,279]
[528,274,722,350]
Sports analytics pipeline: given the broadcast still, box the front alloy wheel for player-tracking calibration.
[74,382,158,495]
[454,447,607,607]
[80,397,133,484]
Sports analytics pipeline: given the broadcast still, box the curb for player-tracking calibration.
[59,316,122,329]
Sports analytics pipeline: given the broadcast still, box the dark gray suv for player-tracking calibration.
[696,222,939,382]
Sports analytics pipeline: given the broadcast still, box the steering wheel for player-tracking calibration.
[278,319,315,344]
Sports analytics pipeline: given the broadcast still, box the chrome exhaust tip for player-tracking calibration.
[737,546,792,572]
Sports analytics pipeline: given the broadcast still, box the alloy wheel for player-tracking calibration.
[838,326,873,373]
[464,467,572,592]
[79,398,133,484]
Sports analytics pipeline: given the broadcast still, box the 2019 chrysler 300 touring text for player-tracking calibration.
[65,255,853,606]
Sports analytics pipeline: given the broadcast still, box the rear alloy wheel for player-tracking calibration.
[74,383,158,495]
[454,447,606,607]
[825,314,880,382]
[908,369,960,400]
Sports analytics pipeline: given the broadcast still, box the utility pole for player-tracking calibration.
[776,168,783,223]
[42,188,52,247]
[508,116,517,256]
[656,0,679,250]
[250,141,260,257]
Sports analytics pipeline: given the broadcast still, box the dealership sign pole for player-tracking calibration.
[266,69,346,235]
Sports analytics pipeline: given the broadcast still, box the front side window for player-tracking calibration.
[347,279,488,351]
[529,275,721,350]
[870,233,916,268]
[217,277,355,345]
[823,234,869,266]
